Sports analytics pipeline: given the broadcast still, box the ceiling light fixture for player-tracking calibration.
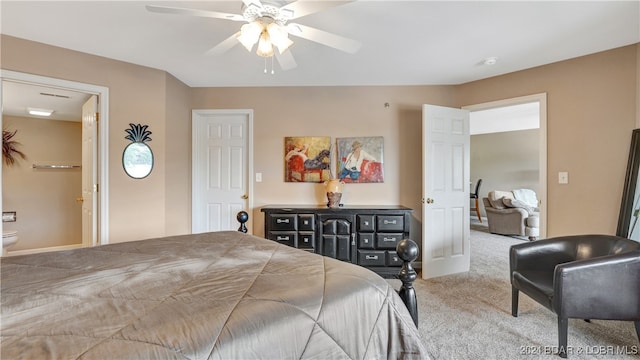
[237,18,293,58]
[235,3,294,74]
[27,108,54,117]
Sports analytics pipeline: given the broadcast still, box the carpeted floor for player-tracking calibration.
[390,219,639,359]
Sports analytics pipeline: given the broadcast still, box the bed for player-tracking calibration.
[1,230,427,359]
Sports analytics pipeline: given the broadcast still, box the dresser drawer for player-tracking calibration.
[357,215,375,232]
[357,250,386,266]
[357,233,375,249]
[267,231,296,247]
[376,233,403,249]
[269,214,297,231]
[298,231,315,249]
[376,215,404,232]
[386,251,403,266]
[298,214,315,231]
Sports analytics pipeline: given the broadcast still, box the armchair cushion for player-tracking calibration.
[488,190,513,209]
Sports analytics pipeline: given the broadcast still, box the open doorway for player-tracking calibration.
[1,70,110,255]
[464,93,547,239]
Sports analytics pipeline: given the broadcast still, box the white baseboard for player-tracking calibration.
[4,244,83,257]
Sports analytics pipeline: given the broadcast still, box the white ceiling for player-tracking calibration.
[1,1,639,88]
[1,1,639,120]
[2,81,91,121]
[470,102,539,135]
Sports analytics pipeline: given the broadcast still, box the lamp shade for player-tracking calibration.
[256,31,274,57]
[237,22,262,51]
[267,23,293,54]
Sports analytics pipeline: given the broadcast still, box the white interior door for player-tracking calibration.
[192,110,252,233]
[422,104,470,279]
[81,95,98,247]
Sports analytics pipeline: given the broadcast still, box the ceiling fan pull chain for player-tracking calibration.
[271,56,275,75]
[264,57,267,74]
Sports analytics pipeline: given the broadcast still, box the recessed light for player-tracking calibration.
[27,107,54,117]
[482,57,498,66]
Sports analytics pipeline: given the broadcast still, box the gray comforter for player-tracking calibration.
[1,231,427,359]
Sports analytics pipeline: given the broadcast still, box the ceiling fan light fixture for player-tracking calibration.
[238,22,262,51]
[256,31,274,57]
[266,23,293,54]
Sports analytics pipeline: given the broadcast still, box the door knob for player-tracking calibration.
[426,198,434,204]
[241,194,248,199]
[76,197,84,203]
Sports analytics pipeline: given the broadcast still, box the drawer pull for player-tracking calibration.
[383,237,396,242]
[276,236,290,241]
[276,219,290,224]
[365,255,379,260]
[383,219,397,225]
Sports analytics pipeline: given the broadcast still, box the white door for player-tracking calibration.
[422,104,470,279]
[192,110,252,233]
[81,95,98,247]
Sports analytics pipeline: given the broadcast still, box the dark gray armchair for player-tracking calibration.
[510,234,640,358]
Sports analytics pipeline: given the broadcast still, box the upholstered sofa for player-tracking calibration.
[482,189,539,241]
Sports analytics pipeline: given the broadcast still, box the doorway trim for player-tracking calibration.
[462,93,547,239]
[0,69,110,247]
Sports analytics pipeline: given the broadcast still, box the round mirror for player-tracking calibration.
[123,142,153,179]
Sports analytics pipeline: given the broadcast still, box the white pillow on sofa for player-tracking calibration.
[502,198,536,215]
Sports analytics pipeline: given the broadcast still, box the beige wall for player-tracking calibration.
[1,35,191,244]
[471,129,540,218]
[457,44,638,236]
[2,35,638,247]
[190,86,456,237]
[164,72,192,235]
[2,115,82,249]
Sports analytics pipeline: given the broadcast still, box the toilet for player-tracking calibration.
[2,230,18,256]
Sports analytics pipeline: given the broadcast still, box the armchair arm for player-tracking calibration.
[486,207,528,235]
[553,251,640,320]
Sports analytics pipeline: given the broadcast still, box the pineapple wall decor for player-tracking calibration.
[2,129,27,166]
[123,123,153,179]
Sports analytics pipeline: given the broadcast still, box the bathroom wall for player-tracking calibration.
[2,115,82,250]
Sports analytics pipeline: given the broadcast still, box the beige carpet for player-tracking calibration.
[390,220,639,359]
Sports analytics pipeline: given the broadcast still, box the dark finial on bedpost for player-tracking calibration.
[237,211,249,233]
[397,238,419,326]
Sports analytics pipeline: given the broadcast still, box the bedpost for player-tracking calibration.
[396,239,419,326]
[237,211,249,233]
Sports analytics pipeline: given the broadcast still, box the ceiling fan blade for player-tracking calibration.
[145,5,245,22]
[287,23,361,54]
[205,32,241,56]
[281,1,355,20]
[275,50,298,71]
[242,0,263,9]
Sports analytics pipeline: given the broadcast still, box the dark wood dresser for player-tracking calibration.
[261,205,413,278]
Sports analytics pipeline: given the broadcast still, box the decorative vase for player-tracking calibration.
[324,178,344,208]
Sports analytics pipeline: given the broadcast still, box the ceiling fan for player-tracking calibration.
[146,0,362,72]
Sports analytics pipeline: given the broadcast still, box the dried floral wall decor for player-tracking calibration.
[2,129,26,166]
